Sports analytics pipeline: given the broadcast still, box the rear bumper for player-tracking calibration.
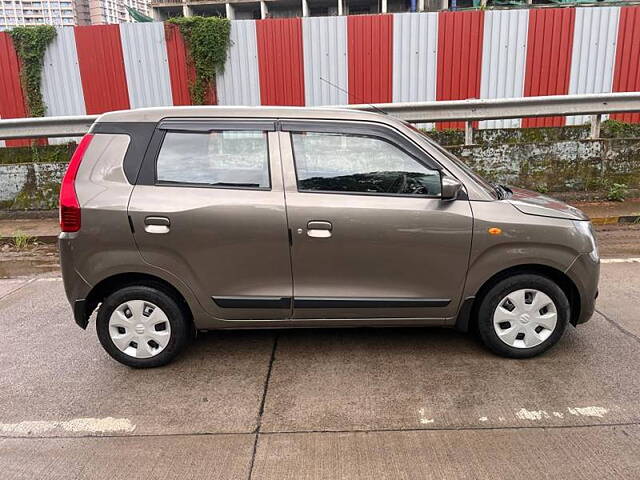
[59,233,92,329]
[73,299,89,329]
[565,253,600,325]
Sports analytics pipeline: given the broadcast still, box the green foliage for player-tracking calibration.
[167,16,231,105]
[606,183,628,202]
[9,26,56,117]
[600,119,640,139]
[423,128,465,146]
[13,231,35,250]
[0,143,75,165]
[535,184,549,194]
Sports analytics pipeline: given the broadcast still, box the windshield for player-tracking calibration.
[404,123,499,199]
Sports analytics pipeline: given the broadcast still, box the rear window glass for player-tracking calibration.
[156,131,270,189]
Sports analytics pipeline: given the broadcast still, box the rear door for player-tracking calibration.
[128,119,292,320]
[279,120,474,320]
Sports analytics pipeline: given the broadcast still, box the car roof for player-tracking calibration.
[96,106,405,128]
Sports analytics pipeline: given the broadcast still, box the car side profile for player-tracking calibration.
[58,107,599,368]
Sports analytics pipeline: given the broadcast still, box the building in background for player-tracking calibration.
[75,0,90,24]
[149,0,442,19]
[88,0,150,24]
[0,0,85,30]
[150,0,639,20]
[0,0,149,29]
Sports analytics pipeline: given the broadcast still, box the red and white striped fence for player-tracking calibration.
[1,6,640,147]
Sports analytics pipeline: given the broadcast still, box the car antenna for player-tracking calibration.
[319,76,388,116]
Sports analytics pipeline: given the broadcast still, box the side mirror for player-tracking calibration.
[441,176,463,200]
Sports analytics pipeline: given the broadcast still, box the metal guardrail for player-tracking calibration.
[0,115,98,140]
[347,92,640,144]
[1,92,640,145]
[346,92,640,122]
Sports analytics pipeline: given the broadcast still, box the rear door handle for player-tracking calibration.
[144,216,170,234]
[306,220,332,238]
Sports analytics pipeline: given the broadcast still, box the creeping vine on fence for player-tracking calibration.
[9,26,56,117]
[167,16,231,105]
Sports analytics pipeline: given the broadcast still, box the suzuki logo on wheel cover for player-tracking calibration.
[519,313,531,324]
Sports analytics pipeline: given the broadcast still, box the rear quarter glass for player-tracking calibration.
[75,134,132,207]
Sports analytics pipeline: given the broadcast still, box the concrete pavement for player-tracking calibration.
[598,262,640,338]
[0,263,639,479]
[0,435,255,480]
[2,221,640,479]
[252,425,640,479]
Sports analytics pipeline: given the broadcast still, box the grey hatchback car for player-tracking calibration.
[59,107,599,368]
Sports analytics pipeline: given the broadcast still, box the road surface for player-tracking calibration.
[0,227,639,479]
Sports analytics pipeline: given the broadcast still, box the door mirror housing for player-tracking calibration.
[441,176,463,200]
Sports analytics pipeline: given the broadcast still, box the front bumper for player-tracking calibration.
[565,253,600,325]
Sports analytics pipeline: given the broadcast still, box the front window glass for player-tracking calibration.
[156,130,270,189]
[291,132,442,196]
[404,123,498,198]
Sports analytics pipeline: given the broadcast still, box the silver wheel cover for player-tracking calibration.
[493,289,558,349]
[108,300,171,358]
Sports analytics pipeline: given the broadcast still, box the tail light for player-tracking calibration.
[59,134,93,232]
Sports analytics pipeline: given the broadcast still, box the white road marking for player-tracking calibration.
[514,406,609,421]
[601,258,640,264]
[567,406,608,418]
[0,417,136,436]
[515,408,550,421]
[418,408,434,424]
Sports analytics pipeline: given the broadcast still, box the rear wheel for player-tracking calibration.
[477,274,570,358]
[96,285,190,368]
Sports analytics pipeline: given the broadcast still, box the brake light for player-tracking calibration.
[59,134,93,232]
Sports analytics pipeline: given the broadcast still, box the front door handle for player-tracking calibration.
[306,220,332,238]
[144,216,170,234]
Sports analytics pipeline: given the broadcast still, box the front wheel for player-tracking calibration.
[477,274,570,358]
[96,285,190,368]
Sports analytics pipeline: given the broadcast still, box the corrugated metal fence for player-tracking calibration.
[1,5,640,141]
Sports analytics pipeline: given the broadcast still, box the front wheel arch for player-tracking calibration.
[460,264,581,332]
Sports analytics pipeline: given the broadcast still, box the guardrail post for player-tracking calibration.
[182,1,193,17]
[589,114,602,140]
[464,121,474,146]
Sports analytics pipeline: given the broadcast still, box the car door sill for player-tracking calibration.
[212,296,450,309]
[294,297,450,308]
[212,296,292,309]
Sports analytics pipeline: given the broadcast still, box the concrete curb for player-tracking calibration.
[0,235,58,244]
[591,215,640,226]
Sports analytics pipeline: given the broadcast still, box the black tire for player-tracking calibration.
[96,285,190,368]
[476,274,570,358]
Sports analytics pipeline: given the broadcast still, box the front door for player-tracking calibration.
[129,120,292,320]
[278,121,473,320]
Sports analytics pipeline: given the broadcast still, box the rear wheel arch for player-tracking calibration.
[84,272,194,327]
[461,264,581,332]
